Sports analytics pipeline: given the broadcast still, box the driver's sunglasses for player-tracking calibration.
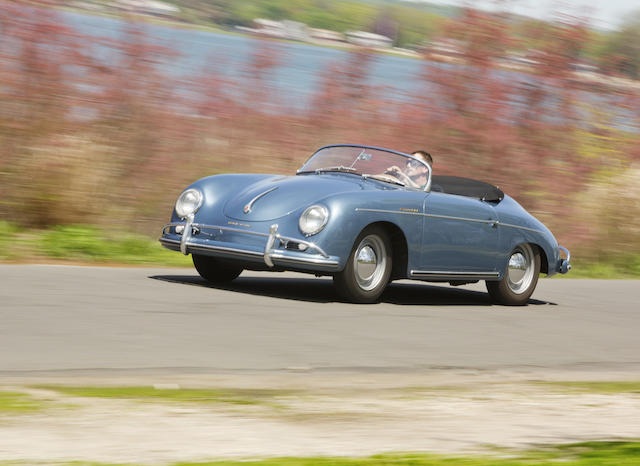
[406,159,423,169]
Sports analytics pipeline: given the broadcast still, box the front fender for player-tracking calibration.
[308,190,425,273]
[170,174,280,224]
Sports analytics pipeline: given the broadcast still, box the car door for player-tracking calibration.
[416,192,500,276]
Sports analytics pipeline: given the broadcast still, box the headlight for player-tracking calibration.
[175,188,203,218]
[299,205,329,236]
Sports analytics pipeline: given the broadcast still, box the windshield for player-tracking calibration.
[298,145,432,190]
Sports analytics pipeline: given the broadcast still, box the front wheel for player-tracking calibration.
[192,254,243,283]
[486,243,540,305]
[333,226,392,303]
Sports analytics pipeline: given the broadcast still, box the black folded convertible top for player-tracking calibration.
[431,175,504,202]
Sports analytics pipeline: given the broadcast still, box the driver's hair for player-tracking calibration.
[411,150,433,167]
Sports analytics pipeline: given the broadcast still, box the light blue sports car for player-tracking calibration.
[160,144,571,304]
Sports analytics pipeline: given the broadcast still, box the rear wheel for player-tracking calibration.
[333,226,392,303]
[486,243,540,305]
[192,254,243,283]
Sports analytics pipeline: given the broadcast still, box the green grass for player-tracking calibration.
[0,221,21,260]
[168,443,640,465]
[1,441,639,465]
[537,381,640,394]
[34,385,296,406]
[556,255,640,279]
[39,225,190,266]
[0,391,42,414]
[0,221,191,266]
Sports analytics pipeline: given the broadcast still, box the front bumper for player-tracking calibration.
[159,220,341,272]
[557,246,571,274]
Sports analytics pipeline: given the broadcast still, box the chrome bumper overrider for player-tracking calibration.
[557,246,571,274]
[160,221,340,271]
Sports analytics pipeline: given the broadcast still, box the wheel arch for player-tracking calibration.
[505,241,548,275]
[499,228,555,277]
[360,221,409,280]
[531,243,549,275]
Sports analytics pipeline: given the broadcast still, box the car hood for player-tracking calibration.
[223,174,362,221]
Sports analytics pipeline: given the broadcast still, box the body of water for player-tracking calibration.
[63,10,636,131]
[65,10,441,108]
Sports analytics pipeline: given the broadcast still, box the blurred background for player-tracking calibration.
[1,0,639,274]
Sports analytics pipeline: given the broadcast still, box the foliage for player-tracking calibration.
[35,385,297,405]
[5,442,636,465]
[40,225,192,265]
[538,381,640,393]
[560,256,640,279]
[0,221,19,260]
[167,443,639,465]
[0,391,42,414]
[0,222,191,266]
[598,10,640,78]
[570,164,640,265]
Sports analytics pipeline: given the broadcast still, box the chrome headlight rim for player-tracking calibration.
[299,205,329,237]
[175,188,203,219]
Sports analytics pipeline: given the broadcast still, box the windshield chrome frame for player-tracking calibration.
[297,144,432,192]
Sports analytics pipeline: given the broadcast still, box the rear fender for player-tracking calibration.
[495,196,560,277]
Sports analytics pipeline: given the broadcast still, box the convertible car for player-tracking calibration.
[160,144,571,305]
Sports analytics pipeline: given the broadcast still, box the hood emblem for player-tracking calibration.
[243,186,278,214]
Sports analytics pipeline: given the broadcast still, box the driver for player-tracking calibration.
[385,150,432,189]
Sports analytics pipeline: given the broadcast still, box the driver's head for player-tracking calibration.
[411,150,432,167]
[405,151,431,187]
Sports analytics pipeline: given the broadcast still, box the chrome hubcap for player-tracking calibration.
[356,246,377,281]
[508,253,527,283]
[354,235,386,291]
[507,244,534,294]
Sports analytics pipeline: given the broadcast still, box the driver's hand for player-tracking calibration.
[385,165,401,176]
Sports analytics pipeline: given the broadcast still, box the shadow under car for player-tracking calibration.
[149,274,555,306]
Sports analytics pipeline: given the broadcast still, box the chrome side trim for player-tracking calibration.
[243,186,278,214]
[426,213,495,225]
[355,208,544,233]
[356,207,423,217]
[498,222,544,234]
[410,270,500,279]
[355,208,494,225]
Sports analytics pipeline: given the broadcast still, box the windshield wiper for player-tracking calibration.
[313,166,359,174]
[362,174,406,187]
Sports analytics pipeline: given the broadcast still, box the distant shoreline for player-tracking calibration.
[42,3,640,92]
[52,4,424,60]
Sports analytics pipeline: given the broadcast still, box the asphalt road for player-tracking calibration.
[1,264,638,376]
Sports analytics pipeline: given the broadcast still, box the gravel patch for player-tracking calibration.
[1,373,639,464]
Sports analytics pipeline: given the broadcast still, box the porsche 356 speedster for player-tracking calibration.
[160,144,571,304]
